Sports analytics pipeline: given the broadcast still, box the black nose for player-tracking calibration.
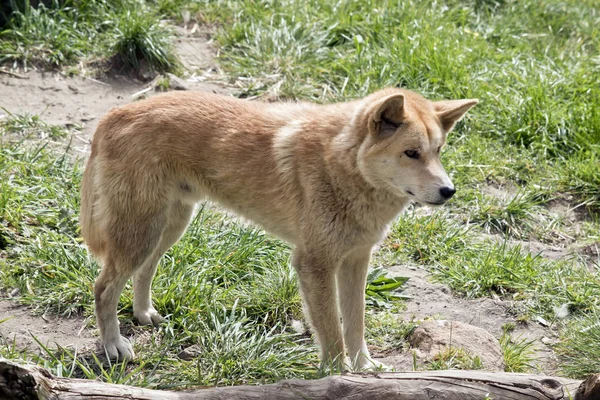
[439,186,456,200]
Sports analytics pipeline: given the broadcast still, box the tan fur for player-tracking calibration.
[80,88,477,368]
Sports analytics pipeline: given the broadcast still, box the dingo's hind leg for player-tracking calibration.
[133,201,194,325]
[94,209,167,361]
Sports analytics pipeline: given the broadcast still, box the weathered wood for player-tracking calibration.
[0,358,595,400]
[578,374,600,400]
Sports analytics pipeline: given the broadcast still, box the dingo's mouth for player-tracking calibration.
[405,191,446,206]
[424,201,446,206]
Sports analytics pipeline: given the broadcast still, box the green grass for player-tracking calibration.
[111,7,181,73]
[382,211,600,321]
[500,330,537,373]
[557,313,600,378]
[1,0,600,384]
[427,347,484,371]
[365,312,415,354]
[0,0,180,73]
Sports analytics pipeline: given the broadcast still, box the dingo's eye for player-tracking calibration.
[404,150,419,159]
[437,146,441,154]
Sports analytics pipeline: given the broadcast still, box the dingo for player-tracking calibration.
[80,88,477,369]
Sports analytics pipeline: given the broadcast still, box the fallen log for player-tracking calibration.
[1,358,598,400]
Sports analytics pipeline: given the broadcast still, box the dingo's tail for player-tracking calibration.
[80,150,106,259]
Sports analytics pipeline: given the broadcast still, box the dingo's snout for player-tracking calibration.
[439,186,456,200]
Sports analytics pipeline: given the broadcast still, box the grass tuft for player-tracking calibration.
[112,8,181,74]
[427,347,484,371]
[500,332,537,373]
[557,313,600,378]
[0,0,181,74]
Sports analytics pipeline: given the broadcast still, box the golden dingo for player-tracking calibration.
[80,88,477,369]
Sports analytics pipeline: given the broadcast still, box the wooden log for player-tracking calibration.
[0,358,595,400]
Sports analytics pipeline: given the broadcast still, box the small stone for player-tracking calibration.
[138,59,156,82]
[166,73,190,91]
[55,120,77,128]
[291,319,306,334]
[536,316,550,327]
[541,337,556,345]
[178,344,202,360]
[9,288,20,297]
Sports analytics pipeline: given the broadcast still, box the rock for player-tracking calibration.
[166,73,189,91]
[541,336,558,346]
[138,59,156,82]
[291,319,306,334]
[80,115,96,123]
[409,320,504,371]
[151,74,190,92]
[553,304,570,319]
[50,119,74,129]
[178,344,202,361]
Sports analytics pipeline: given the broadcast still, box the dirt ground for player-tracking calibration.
[0,25,229,155]
[0,300,96,355]
[0,26,572,375]
[379,265,559,374]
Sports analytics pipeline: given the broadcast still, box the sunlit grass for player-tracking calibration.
[0,0,599,382]
[0,0,180,73]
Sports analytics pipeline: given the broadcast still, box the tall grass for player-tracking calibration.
[0,0,180,73]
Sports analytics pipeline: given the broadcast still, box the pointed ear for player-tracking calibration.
[368,93,405,137]
[434,99,478,133]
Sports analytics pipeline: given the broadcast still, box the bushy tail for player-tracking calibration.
[80,151,106,259]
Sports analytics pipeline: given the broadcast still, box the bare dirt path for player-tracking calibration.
[0,25,230,156]
[0,300,96,355]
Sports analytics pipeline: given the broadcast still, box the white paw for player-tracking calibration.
[102,335,134,361]
[356,357,394,372]
[134,307,164,326]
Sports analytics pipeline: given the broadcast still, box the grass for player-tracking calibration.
[0,0,599,385]
[557,313,600,378]
[0,0,180,74]
[381,210,599,320]
[499,327,538,373]
[111,7,181,73]
[427,347,484,371]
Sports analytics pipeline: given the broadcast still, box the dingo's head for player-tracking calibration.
[356,88,477,205]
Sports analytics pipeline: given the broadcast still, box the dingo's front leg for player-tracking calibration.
[338,247,389,371]
[292,248,344,368]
